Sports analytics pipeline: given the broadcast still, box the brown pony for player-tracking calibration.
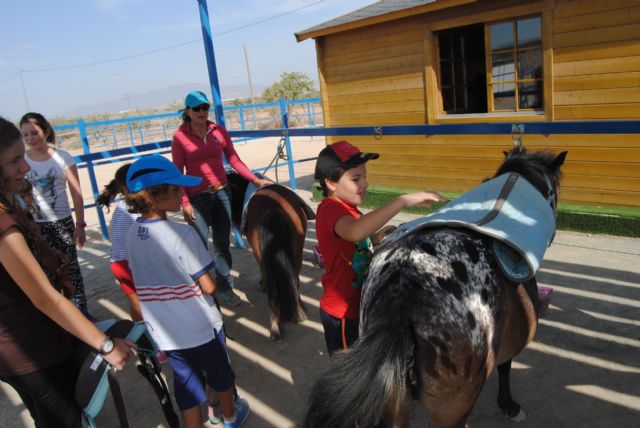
[302,147,567,428]
[227,173,314,340]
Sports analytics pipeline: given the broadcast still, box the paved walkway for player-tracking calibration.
[1,137,639,426]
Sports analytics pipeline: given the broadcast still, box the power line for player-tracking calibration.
[0,0,324,79]
[21,39,200,73]
[214,0,323,37]
[0,72,20,84]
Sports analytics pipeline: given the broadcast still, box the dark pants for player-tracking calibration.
[320,308,359,356]
[189,187,234,292]
[2,357,82,428]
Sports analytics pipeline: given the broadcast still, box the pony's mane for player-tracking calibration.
[226,172,250,228]
[494,148,563,198]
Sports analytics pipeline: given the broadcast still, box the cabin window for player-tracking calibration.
[438,24,487,114]
[437,16,543,114]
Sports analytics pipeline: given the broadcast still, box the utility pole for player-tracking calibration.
[243,43,257,126]
[243,43,255,104]
[19,70,30,111]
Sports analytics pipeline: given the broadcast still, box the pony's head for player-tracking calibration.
[496,146,567,215]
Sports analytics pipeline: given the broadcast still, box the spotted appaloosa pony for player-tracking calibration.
[227,173,312,340]
[302,147,567,428]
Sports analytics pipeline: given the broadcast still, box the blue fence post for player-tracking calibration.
[77,119,109,240]
[111,127,117,149]
[279,98,296,189]
[139,127,144,145]
[128,122,134,147]
[239,106,246,131]
[307,101,313,128]
[162,124,167,141]
[196,0,226,127]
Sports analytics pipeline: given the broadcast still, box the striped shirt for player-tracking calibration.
[109,200,139,262]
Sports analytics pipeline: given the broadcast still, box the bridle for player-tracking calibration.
[542,171,557,218]
[541,170,558,245]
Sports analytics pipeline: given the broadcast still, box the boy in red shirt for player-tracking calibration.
[314,140,446,356]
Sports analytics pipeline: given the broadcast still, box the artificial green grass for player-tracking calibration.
[312,183,640,238]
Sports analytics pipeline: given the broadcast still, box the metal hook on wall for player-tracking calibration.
[511,124,525,149]
[374,126,383,141]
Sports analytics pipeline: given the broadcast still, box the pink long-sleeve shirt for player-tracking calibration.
[171,121,258,206]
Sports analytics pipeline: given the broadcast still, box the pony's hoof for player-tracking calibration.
[269,331,281,341]
[506,408,527,422]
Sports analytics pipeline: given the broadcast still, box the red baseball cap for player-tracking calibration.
[314,140,379,182]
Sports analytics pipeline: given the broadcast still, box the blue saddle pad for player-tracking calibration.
[384,173,555,282]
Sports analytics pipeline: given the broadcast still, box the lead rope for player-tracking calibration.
[261,137,288,183]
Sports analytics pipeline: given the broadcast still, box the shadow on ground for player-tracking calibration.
[1,173,639,427]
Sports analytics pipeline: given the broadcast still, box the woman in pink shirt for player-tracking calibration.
[171,91,270,306]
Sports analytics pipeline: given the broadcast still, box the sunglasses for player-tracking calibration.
[191,104,211,112]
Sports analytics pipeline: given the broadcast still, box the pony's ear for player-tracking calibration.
[503,151,509,158]
[551,151,568,170]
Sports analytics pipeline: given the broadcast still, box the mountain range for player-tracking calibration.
[62,82,267,117]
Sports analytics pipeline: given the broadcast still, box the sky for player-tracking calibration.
[0,0,375,121]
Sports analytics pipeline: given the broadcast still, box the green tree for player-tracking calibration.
[261,72,319,102]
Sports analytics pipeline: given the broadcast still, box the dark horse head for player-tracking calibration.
[303,148,567,428]
[498,146,567,217]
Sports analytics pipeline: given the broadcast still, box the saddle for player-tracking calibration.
[240,178,316,235]
[75,319,179,428]
[384,173,555,282]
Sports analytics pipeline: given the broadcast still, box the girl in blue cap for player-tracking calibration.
[124,155,250,428]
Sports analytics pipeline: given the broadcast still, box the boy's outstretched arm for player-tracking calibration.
[197,272,217,295]
[334,191,447,243]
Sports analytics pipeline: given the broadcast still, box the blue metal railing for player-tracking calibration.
[54,97,321,239]
[53,97,640,240]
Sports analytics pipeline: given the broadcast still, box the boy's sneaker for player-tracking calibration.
[223,397,249,428]
[208,401,222,425]
[219,290,242,307]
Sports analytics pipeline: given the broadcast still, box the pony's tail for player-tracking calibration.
[259,209,306,323]
[302,315,414,428]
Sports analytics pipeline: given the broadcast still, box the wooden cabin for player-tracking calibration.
[296,0,640,208]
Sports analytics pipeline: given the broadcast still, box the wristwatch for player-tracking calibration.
[99,337,115,355]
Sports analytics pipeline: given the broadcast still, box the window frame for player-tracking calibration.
[486,16,544,113]
[424,3,553,124]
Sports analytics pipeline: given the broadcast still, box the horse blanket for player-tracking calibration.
[384,173,555,282]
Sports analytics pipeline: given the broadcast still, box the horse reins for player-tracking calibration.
[542,171,558,245]
[262,137,288,183]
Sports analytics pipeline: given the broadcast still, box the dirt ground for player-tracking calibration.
[1,137,639,427]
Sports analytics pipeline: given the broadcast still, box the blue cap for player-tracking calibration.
[126,155,202,192]
[184,91,211,109]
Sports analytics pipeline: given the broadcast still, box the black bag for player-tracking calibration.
[75,319,178,428]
